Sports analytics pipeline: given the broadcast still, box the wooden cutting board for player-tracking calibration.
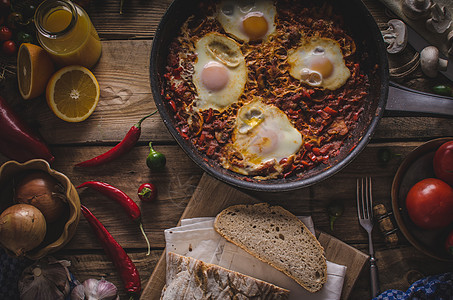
[140,173,368,299]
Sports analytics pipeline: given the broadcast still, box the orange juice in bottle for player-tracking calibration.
[35,0,101,69]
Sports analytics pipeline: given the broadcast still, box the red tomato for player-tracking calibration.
[2,40,16,56]
[446,230,453,256]
[434,141,453,186]
[0,25,12,41]
[406,178,453,229]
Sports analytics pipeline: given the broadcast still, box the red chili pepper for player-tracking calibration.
[75,111,157,167]
[77,181,150,255]
[81,205,141,298]
[137,183,157,202]
[0,96,54,163]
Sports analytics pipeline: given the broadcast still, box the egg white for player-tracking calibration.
[192,33,247,112]
[229,99,303,175]
[216,0,277,42]
[288,37,351,90]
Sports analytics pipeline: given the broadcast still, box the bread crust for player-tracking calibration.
[214,203,327,293]
[161,252,290,299]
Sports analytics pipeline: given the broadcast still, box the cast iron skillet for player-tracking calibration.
[150,0,389,192]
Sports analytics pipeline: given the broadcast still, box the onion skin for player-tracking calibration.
[0,204,47,256]
[15,171,66,223]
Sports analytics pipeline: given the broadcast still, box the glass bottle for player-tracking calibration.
[34,0,102,69]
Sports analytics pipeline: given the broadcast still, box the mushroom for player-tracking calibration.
[420,46,448,77]
[401,0,432,20]
[381,19,408,54]
[426,4,452,34]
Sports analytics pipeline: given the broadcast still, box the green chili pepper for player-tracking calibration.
[146,142,166,170]
[327,201,344,231]
[432,85,452,97]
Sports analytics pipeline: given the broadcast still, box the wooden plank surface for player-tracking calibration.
[1,0,453,299]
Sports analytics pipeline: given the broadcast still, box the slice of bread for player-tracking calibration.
[161,252,290,299]
[214,203,327,293]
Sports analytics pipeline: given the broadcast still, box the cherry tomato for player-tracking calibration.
[137,183,158,202]
[2,40,16,56]
[446,230,453,256]
[406,178,453,229]
[0,25,12,41]
[433,141,453,186]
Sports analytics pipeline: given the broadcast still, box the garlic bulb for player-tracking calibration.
[71,278,119,300]
[18,257,72,300]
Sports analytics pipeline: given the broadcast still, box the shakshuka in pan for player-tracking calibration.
[162,0,369,180]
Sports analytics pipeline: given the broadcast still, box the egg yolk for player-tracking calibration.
[308,55,334,78]
[249,127,279,157]
[242,12,268,41]
[201,61,229,91]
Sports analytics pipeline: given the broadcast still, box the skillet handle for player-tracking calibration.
[386,81,453,117]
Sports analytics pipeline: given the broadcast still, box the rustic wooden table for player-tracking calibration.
[1,0,453,299]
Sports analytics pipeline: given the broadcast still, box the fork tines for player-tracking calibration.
[357,177,373,221]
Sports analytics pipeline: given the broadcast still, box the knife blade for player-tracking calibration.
[386,81,453,116]
[406,25,453,82]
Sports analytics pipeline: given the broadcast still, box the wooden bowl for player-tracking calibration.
[0,159,81,260]
[391,137,453,262]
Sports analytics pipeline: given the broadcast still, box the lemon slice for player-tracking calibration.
[46,65,100,122]
[17,43,55,100]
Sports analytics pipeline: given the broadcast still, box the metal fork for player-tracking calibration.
[357,177,380,298]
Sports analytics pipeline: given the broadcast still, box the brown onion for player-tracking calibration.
[15,171,67,223]
[0,204,47,256]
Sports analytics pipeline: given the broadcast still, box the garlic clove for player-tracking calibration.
[95,278,118,300]
[72,278,119,300]
[84,278,100,299]
[18,257,72,300]
[71,284,86,300]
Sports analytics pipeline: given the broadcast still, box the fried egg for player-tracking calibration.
[216,0,277,42]
[230,99,303,175]
[288,38,350,90]
[193,33,247,112]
